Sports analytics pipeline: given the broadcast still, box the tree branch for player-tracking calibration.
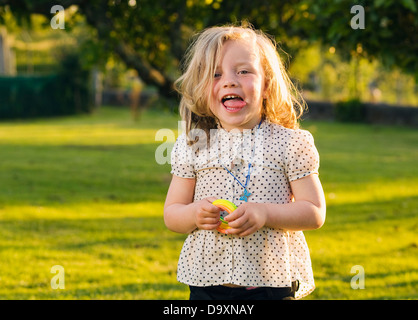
[79,2,177,99]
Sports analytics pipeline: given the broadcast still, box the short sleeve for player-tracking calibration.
[284,129,319,182]
[170,133,196,178]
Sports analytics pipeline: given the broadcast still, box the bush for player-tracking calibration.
[335,99,366,123]
[0,75,55,118]
[0,52,92,119]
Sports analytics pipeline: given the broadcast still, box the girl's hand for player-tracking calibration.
[223,202,267,237]
[193,197,222,231]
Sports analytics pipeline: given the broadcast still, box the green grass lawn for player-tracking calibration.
[0,106,417,299]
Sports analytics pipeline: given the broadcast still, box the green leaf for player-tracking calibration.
[374,0,389,8]
[401,0,417,12]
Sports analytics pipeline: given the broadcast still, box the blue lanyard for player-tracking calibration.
[221,119,262,202]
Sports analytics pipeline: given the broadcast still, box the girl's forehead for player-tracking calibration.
[222,38,257,52]
[218,39,260,62]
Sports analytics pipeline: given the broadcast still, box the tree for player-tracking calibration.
[1,0,416,99]
[302,0,418,76]
[0,0,327,99]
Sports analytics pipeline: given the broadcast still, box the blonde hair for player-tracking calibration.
[175,23,305,138]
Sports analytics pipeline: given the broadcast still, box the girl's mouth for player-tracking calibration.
[221,95,246,112]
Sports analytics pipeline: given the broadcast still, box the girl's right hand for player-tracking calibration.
[193,197,222,230]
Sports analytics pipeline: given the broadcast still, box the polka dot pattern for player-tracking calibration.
[170,120,320,299]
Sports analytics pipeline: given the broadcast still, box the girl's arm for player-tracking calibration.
[225,174,326,236]
[164,175,221,234]
[264,173,326,230]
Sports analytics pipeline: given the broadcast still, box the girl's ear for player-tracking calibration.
[262,78,269,99]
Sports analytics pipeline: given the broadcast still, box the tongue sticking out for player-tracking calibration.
[223,99,246,108]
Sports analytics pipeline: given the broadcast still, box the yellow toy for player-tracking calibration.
[212,199,237,234]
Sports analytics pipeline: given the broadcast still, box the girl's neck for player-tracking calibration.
[218,116,263,132]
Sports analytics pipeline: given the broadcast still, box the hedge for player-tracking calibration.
[0,53,92,119]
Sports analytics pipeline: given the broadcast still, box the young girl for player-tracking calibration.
[164,24,326,300]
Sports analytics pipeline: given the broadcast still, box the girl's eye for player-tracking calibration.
[214,73,221,78]
[239,70,249,74]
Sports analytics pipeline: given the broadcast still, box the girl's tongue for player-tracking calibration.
[223,98,246,108]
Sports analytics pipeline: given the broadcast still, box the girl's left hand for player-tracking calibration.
[223,202,267,237]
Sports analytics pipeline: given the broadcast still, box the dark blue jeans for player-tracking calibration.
[189,281,298,300]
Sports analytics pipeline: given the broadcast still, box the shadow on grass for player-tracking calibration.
[0,143,172,205]
[62,282,187,299]
[0,215,186,251]
[1,282,188,300]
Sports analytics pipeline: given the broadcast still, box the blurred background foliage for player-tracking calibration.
[0,0,416,115]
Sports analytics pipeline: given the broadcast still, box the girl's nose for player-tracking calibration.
[223,79,237,88]
[222,73,238,88]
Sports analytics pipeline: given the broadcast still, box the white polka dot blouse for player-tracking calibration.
[170,119,320,299]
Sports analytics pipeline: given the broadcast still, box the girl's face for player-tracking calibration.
[210,39,267,131]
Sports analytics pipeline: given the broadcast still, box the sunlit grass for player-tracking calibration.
[302,121,418,299]
[0,202,186,299]
[0,106,417,299]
